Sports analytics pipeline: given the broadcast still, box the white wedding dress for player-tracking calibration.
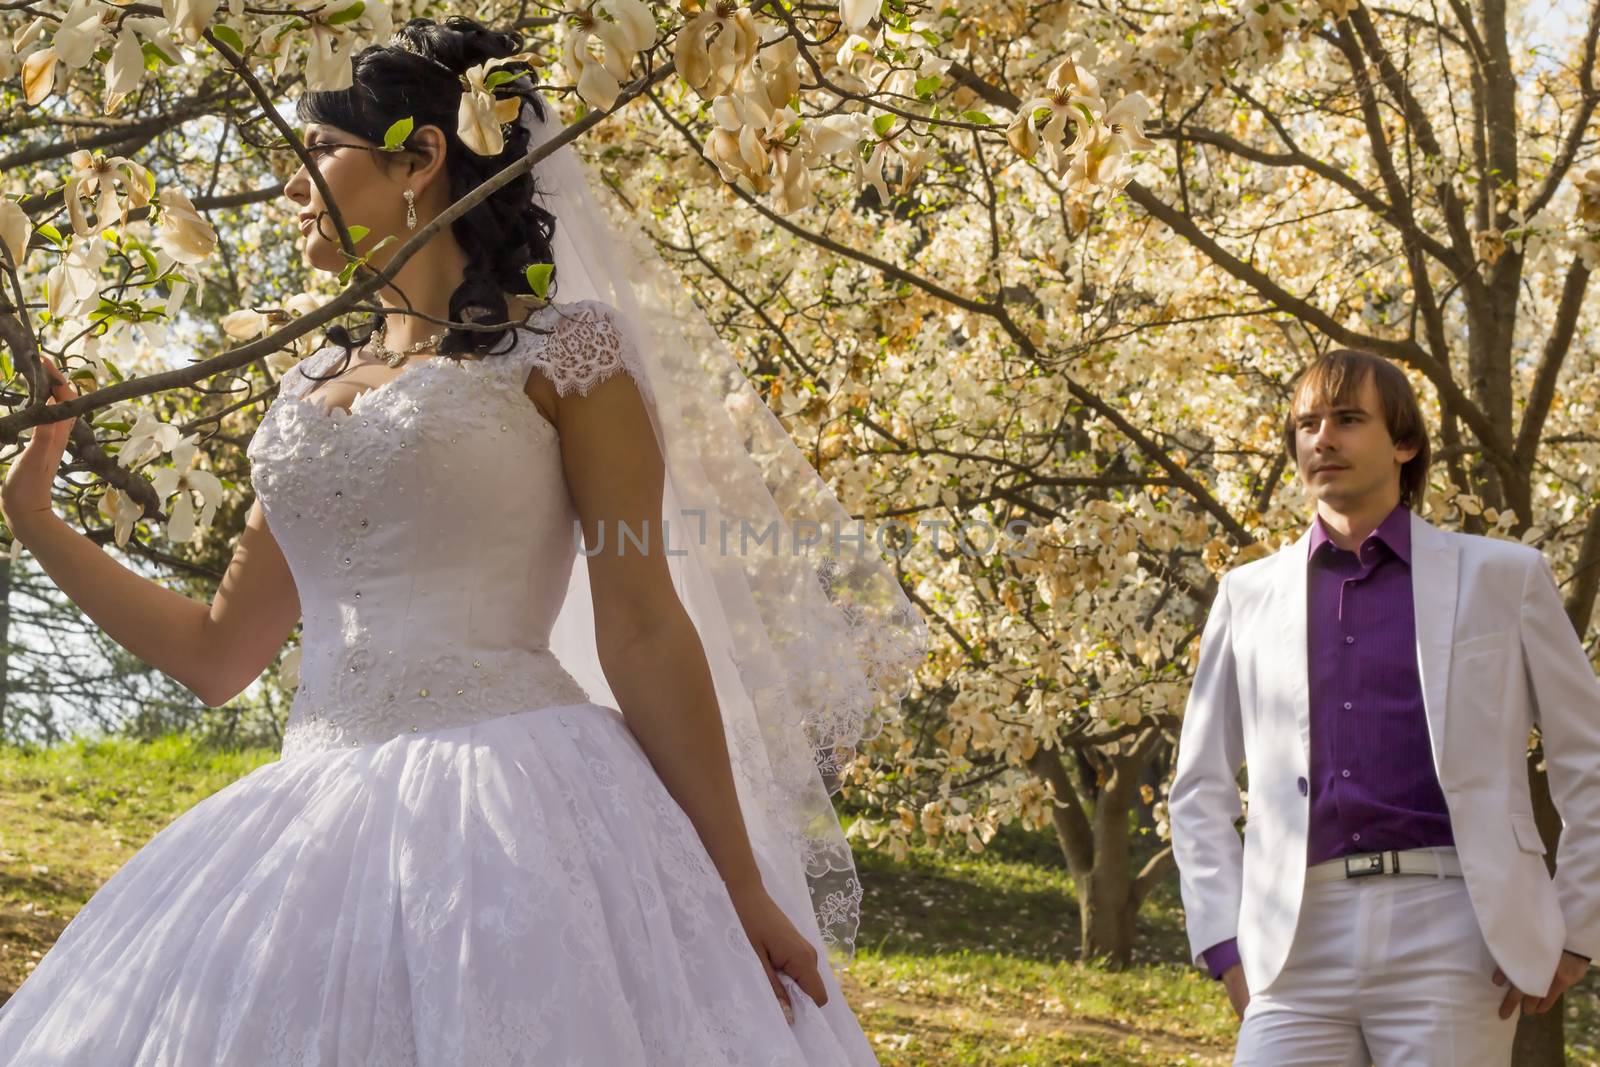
[0,299,879,1065]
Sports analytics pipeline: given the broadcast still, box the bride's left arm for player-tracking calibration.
[551,369,827,1014]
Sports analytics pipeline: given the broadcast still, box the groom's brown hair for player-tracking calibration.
[1283,349,1432,509]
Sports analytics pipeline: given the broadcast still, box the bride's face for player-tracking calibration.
[282,123,408,274]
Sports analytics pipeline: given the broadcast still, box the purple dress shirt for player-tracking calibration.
[1200,505,1454,980]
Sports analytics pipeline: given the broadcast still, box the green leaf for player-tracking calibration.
[210,24,244,52]
[36,222,63,246]
[141,40,178,68]
[347,225,370,243]
[525,263,554,299]
[872,113,895,137]
[960,110,992,125]
[325,1,366,25]
[914,75,942,99]
[382,116,414,151]
[483,69,520,91]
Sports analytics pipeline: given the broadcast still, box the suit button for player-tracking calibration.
[1297,777,1309,796]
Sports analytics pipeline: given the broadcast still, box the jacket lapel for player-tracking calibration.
[1409,512,1459,772]
[1274,527,1316,760]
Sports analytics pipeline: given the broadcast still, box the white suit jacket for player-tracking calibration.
[1169,511,1600,995]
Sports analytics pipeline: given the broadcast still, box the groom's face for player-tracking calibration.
[1291,374,1418,510]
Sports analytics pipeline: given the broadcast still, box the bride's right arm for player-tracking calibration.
[12,498,301,708]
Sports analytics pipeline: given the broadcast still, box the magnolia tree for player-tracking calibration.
[2,0,1597,1059]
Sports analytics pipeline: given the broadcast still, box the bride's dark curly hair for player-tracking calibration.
[295,15,558,370]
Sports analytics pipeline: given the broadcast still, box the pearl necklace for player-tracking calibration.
[369,323,442,368]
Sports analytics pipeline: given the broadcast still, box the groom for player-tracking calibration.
[1168,349,1600,1065]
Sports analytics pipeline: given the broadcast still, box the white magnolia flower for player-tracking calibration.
[840,0,877,33]
[64,150,154,238]
[160,0,222,43]
[754,35,799,111]
[674,1,758,102]
[561,0,653,110]
[154,187,218,264]
[1576,164,1600,223]
[1006,57,1104,178]
[120,410,185,470]
[17,0,106,100]
[150,441,223,543]
[104,30,145,110]
[53,0,107,66]
[46,237,108,319]
[0,199,31,266]
[221,308,267,339]
[21,47,57,106]
[294,0,394,91]
[804,113,869,158]
[457,53,541,155]
[98,487,144,548]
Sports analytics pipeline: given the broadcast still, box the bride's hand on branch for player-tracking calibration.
[727,882,829,1023]
[1,357,79,539]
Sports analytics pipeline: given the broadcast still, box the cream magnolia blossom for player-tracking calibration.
[98,487,144,549]
[673,1,758,102]
[16,0,106,103]
[45,238,107,319]
[753,35,799,111]
[457,53,542,155]
[267,0,396,92]
[307,0,395,89]
[221,308,267,339]
[120,410,185,470]
[839,0,877,34]
[561,0,656,110]
[0,199,30,266]
[104,29,144,111]
[1006,57,1154,191]
[857,125,932,205]
[150,438,223,542]
[1006,57,1103,177]
[154,188,218,265]
[1577,164,1600,223]
[160,0,221,43]
[64,151,154,238]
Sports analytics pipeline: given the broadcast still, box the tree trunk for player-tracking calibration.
[1028,736,1171,968]
[1079,780,1137,963]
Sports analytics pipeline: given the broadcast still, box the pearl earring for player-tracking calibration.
[403,188,417,230]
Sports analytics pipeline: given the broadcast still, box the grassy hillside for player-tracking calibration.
[0,735,1594,1065]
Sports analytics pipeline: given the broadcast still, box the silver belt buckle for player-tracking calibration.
[1343,851,1389,878]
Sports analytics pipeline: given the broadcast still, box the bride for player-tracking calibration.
[0,15,925,1065]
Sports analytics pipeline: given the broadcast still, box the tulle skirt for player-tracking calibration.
[0,702,876,1065]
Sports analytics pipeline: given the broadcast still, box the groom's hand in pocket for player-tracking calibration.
[1221,964,1250,1019]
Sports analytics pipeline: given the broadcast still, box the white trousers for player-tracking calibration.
[1233,870,1518,1067]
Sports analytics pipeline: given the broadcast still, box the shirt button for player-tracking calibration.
[1342,769,1352,778]
[1345,635,1355,644]
[1297,777,1309,796]
[1343,701,1353,710]
[1352,833,1362,842]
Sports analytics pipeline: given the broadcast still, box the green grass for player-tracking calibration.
[0,734,1595,1064]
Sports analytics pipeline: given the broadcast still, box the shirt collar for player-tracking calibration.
[1308,503,1411,565]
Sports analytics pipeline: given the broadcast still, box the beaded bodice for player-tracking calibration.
[246,300,642,759]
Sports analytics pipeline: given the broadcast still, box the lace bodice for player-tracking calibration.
[247,300,646,758]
